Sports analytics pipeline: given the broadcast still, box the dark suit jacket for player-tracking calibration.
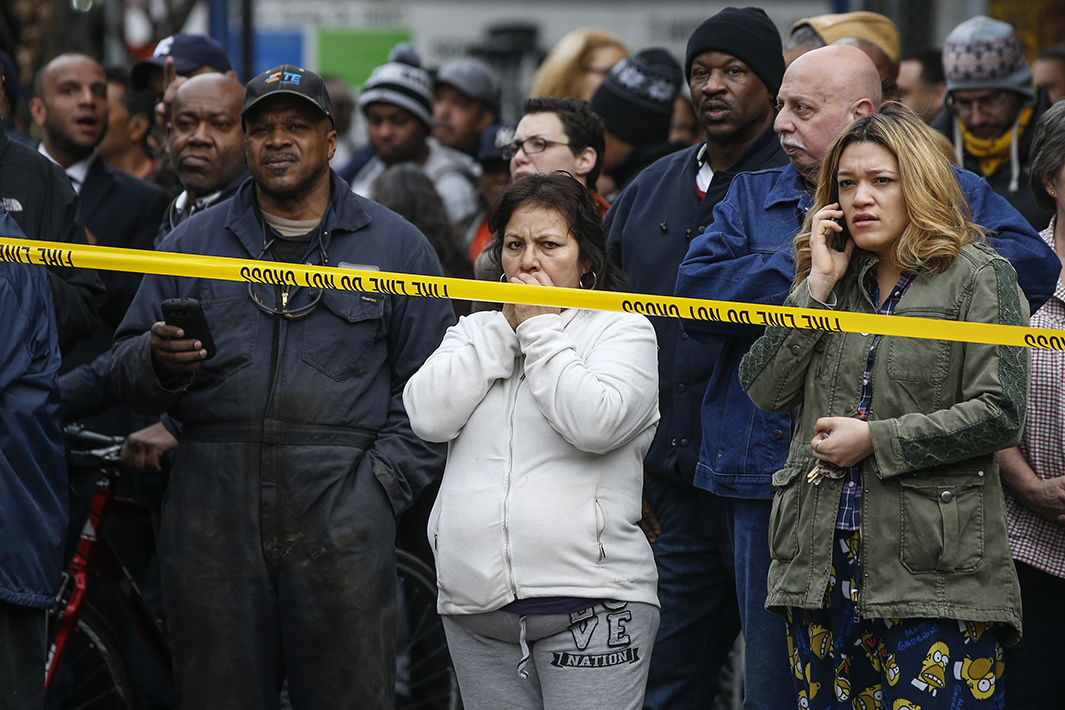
[57,156,168,433]
[0,132,105,353]
[79,155,169,328]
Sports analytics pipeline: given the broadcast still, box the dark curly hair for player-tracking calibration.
[488,172,627,292]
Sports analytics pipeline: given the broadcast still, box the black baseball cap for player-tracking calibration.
[241,65,335,129]
[130,33,234,90]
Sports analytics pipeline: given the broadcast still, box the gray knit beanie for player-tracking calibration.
[357,62,434,128]
[943,16,1034,101]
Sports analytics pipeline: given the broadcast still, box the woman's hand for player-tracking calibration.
[502,271,562,330]
[811,416,873,468]
[807,203,855,302]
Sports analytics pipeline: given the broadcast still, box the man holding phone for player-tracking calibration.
[111,65,455,708]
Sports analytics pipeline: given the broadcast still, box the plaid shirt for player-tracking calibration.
[1005,221,1065,578]
[835,271,917,530]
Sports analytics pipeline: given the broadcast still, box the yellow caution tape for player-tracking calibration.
[1,236,1062,350]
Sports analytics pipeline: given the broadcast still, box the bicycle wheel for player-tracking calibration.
[45,602,138,710]
[395,549,462,710]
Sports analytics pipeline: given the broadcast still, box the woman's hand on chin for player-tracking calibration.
[808,203,855,303]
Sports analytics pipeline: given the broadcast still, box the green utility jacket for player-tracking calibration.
[740,242,1028,644]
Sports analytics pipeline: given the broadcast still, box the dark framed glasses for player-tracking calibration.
[501,137,573,160]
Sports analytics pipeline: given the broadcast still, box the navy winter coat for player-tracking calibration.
[605,125,787,485]
[0,206,66,608]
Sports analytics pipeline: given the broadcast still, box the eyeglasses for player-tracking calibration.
[948,90,1014,115]
[501,137,573,160]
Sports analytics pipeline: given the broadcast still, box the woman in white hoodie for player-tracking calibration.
[403,172,660,710]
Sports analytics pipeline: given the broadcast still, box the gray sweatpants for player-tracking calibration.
[443,601,659,710]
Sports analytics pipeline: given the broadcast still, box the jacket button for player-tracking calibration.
[679,439,689,447]
[977,470,984,477]
[828,481,836,489]
[671,438,677,446]
[677,383,687,392]
[940,490,953,503]
[844,405,853,413]
[681,332,689,341]
[789,344,801,355]
[773,429,783,440]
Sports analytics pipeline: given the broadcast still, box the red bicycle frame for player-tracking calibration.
[45,466,175,691]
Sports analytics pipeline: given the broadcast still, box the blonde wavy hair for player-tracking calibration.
[793,104,985,286]
[530,29,628,100]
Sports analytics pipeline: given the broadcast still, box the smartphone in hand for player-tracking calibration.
[833,218,850,252]
[161,297,215,359]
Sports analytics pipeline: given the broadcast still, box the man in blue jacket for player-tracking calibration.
[604,8,790,709]
[676,44,1058,704]
[0,205,66,709]
[111,66,455,708]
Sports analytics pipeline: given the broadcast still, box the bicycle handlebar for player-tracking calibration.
[64,424,124,465]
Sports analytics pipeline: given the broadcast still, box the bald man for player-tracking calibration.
[833,36,898,100]
[32,53,168,330]
[675,45,1056,705]
[161,73,248,235]
[120,74,249,474]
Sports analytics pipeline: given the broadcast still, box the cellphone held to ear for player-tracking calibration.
[833,218,850,252]
[161,297,216,359]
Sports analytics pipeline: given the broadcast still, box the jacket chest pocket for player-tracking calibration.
[302,292,385,381]
[898,474,984,574]
[886,335,950,383]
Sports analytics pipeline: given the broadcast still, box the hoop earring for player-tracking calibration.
[500,273,508,282]
[579,271,597,290]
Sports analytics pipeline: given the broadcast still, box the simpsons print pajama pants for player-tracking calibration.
[786,530,1004,710]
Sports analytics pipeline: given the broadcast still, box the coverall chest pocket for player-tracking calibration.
[199,296,258,381]
[302,291,385,381]
[898,473,985,573]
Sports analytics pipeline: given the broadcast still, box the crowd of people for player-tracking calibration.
[2,5,1065,710]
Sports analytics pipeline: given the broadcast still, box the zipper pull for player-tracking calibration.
[520,373,526,382]
[434,532,439,550]
[598,542,606,562]
[282,286,289,309]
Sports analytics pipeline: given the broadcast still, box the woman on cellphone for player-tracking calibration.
[740,107,1028,709]
[403,172,660,710]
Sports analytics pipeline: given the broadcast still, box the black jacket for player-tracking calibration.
[79,155,169,328]
[56,155,168,434]
[156,168,251,245]
[0,131,104,354]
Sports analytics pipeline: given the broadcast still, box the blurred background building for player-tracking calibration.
[2,0,1063,127]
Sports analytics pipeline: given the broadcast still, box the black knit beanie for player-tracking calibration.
[685,6,785,98]
[589,48,683,148]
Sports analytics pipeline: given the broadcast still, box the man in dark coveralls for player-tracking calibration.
[112,65,454,709]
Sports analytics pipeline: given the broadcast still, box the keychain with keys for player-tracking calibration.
[808,429,846,484]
